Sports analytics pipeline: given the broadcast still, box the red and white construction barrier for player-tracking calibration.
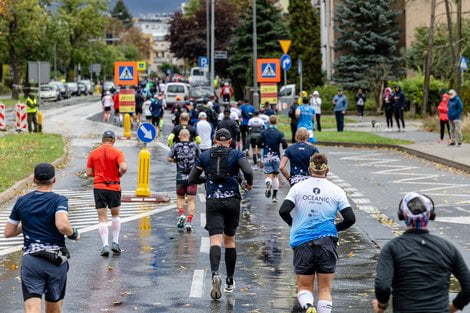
[0,103,5,131]
[15,103,27,132]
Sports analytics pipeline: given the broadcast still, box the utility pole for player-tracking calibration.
[53,43,57,81]
[206,0,210,59]
[252,0,259,109]
[422,0,436,116]
[210,0,215,94]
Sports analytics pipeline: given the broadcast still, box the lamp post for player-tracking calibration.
[252,0,259,109]
[210,0,215,95]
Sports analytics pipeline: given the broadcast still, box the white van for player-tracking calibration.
[188,67,209,86]
[277,84,296,111]
[165,82,190,106]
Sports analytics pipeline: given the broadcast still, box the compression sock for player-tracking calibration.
[297,290,314,309]
[178,208,184,216]
[187,214,193,223]
[98,223,109,247]
[210,245,222,274]
[225,248,237,278]
[272,177,279,191]
[317,300,333,313]
[265,177,272,186]
[253,154,257,165]
[112,217,121,244]
[273,190,278,197]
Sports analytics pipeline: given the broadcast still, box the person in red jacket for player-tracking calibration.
[112,91,121,125]
[437,93,450,143]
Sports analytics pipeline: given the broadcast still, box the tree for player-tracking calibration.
[228,0,287,99]
[288,0,322,91]
[333,0,404,111]
[422,0,437,115]
[111,0,133,29]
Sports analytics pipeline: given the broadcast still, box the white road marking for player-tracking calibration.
[198,193,206,203]
[200,213,206,228]
[156,141,171,152]
[436,216,470,225]
[189,270,205,298]
[200,237,210,254]
[351,198,370,204]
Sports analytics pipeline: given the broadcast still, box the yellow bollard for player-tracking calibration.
[123,113,131,139]
[135,147,151,197]
[37,111,43,132]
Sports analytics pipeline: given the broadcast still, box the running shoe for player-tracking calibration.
[272,195,278,202]
[185,221,192,232]
[177,215,186,229]
[224,277,235,293]
[265,181,272,198]
[210,274,222,300]
[100,245,110,257]
[305,304,317,313]
[111,242,121,255]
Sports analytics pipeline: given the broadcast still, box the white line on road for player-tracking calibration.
[198,193,206,203]
[189,270,205,298]
[200,213,206,228]
[200,237,210,254]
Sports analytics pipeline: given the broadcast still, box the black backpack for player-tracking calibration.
[206,146,231,181]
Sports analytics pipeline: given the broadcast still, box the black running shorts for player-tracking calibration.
[205,197,241,236]
[21,254,69,302]
[93,189,121,209]
[293,236,338,275]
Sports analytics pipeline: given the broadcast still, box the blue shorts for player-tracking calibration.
[21,254,69,302]
[263,161,280,174]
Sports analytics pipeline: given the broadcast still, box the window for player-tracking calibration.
[167,85,185,93]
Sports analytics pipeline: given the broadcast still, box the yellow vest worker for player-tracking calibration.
[25,95,39,132]
[26,96,38,113]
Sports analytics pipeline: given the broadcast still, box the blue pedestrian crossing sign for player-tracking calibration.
[137,122,156,143]
[198,56,209,68]
[261,63,277,78]
[119,66,134,81]
[280,54,292,71]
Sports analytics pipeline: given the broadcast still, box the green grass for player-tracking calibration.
[0,133,65,193]
[0,96,26,107]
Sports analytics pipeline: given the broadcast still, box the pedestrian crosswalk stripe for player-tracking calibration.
[0,189,175,256]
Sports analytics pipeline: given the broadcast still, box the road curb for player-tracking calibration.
[0,135,69,206]
[316,141,470,173]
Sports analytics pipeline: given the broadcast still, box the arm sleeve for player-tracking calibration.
[168,133,175,147]
[281,136,288,149]
[335,207,355,231]
[188,167,205,185]
[451,247,470,310]
[375,243,395,304]
[279,199,295,226]
[238,157,253,186]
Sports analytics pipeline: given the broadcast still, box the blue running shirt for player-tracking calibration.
[296,105,315,130]
[285,177,350,248]
[283,142,319,178]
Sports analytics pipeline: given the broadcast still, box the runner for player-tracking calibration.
[195,112,214,152]
[373,192,470,313]
[239,99,255,154]
[279,153,356,313]
[188,128,253,300]
[248,111,266,166]
[280,128,319,186]
[143,94,152,122]
[260,115,288,202]
[168,129,200,232]
[168,113,201,147]
[150,94,164,138]
[217,109,240,149]
[86,130,128,257]
[4,163,80,313]
[220,82,233,103]
[101,91,114,122]
[296,96,316,143]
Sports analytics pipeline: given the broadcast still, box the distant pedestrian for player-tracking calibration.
[239,99,255,153]
[373,192,470,313]
[168,129,200,232]
[143,95,152,122]
[279,153,355,313]
[134,87,144,123]
[150,94,163,138]
[310,91,322,132]
[220,82,233,103]
[264,101,276,116]
[101,91,114,122]
[25,94,39,133]
[196,112,214,152]
[356,88,366,120]
[288,97,299,143]
[112,91,121,125]
[296,96,316,143]
[4,163,80,313]
[383,87,393,131]
[217,109,240,149]
[392,85,406,132]
[86,130,127,257]
[447,89,463,146]
[168,113,201,147]
[333,89,348,132]
[437,93,451,143]
[248,111,266,166]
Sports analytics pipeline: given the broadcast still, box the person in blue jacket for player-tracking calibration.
[392,85,406,132]
[333,89,348,132]
[447,89,463,146]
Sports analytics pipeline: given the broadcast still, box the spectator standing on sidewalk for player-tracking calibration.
[333,89,348,132]
[310,91,322,132]
[392,85,406,132]
[279,153,356,313]
[373,192,470,313]
[437,93,451,143]
[448,89,463,146]
[288,97,299,143]
[25,93,39,133]
[355,89,366,121]
[383,87,394,132]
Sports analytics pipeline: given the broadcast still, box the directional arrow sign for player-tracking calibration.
[280,54,292,71]
[137,122,156,143]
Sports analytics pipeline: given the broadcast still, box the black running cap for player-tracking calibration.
[102,130,115,139]
[215,128,231,141]
[34,163,55,181]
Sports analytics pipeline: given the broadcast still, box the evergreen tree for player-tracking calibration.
[111,0,133,29]
[288,0,322,91]
[228,0,287,100]
[333,0,404,109]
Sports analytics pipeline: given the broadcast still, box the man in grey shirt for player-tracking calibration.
[196,112,213,152]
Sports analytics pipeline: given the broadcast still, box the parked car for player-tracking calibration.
[102,81,115,93]
[188,67,209,86]
[189,87,213,105]
[79,79,94,95]
[165,82,190,106]
[49,81,70,100]
[39,85,59,101]
[66,82,79,96]
[77,82,87,96]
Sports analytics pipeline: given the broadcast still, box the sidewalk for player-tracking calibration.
[343,115,470,172]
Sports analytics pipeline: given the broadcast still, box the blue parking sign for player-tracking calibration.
[198,56,209,68]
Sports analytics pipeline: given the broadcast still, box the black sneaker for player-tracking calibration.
[458,143,462,146]
[111,242,121,255]
[265,181,272,198]
[100,245,110,257]
[449,142,456,146]
[224,277,235,293]
[210,274,222,300]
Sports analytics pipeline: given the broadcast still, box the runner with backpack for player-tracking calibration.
[248,111,266,166]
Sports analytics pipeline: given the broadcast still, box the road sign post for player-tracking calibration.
[135,122,157,197]
[280,54,292,89]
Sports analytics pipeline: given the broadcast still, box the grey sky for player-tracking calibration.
[119,0,187,15]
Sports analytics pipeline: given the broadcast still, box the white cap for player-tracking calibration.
[198,112,207,119]
[313,91,319,96]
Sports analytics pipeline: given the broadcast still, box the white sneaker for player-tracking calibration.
[176,215,185,229]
